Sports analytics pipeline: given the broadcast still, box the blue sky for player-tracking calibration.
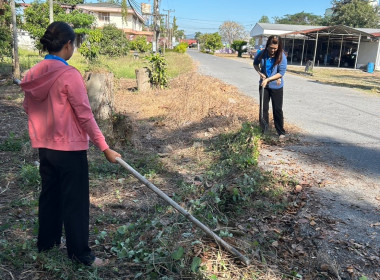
[158,0,334,35]
[22,0,334,35]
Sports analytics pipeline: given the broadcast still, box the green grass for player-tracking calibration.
[3,49,193,80]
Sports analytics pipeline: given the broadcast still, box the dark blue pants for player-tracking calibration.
[259,86,285,136]
[37,148,95,265]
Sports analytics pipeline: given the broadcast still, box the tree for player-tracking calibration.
[0,3,12,60]
[172,16,185,40]
[258,15,270,23]
[121,0,128,26]
[57,0,84,4]
[23,1,95,50]
[274,11,323,25]
[23,2,63,47]
[231,40,248,57]
[98,24,129,57]
[56,10,95,29]
[194,31,202,42]
[219,21,247,45]
[199,32,223,54]
[78,29,102,60]
[329,0,380,28]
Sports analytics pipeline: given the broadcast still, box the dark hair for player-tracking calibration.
[40,21,75,53]
[258,35,283,66]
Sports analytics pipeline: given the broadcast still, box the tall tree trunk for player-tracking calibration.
[11,0,20,79]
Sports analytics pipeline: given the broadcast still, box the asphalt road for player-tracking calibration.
[187,49,380,180]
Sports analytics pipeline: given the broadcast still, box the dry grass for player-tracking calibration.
[116,72,257,127]
[215,54,380,95]
[2,55,363,279]
[287,65,380,95]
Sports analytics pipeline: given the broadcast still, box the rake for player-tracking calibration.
[14,77,251,266]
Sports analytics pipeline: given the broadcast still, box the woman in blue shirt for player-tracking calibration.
[253,35,287,139]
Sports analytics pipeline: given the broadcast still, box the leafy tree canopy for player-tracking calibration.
[0,3,12,59]
[258,15,270,23]
[57,0,84,5]
[194,32,202,41]
[199,32,223,54]
[56,10,95,29]
[219,21,247,45]
[329,0,380,28]
[98,24,129,57]
[172,16,185,40]
[23,1,95,49]
[274,11,323,25]
[231,40,248,57]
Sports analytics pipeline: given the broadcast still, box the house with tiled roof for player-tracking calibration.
[76,2,153,40]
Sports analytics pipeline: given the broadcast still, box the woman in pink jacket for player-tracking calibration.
[21,21,120,267]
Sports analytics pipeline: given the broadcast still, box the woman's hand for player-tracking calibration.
[259,72,266,80]
[103,148,121,163]
[261,78,270,88]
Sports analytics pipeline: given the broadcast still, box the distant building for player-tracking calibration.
[17,29,35,50]
[76,3,153,40]
[250,23,380,70]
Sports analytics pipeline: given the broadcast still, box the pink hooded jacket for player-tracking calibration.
[21,59,109,152]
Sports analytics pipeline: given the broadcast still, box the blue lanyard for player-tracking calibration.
[44,54,68,65]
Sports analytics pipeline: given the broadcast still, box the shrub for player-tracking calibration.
[0,133,22,152]
[130,36,151,53]
[174,42,188,53]
[20,164,40,188]
[78,29,103,61]
[146,53,168,88]
[99,24,130,57]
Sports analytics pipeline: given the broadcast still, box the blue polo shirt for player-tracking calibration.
[254,50,287,89]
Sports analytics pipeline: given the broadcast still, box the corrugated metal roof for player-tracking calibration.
[285,25,377,41]
[253,23,380,38]
[356,28,380,36]
[256,23,326,32]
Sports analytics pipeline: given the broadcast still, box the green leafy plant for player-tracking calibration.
[20,164,40,188]
[98,24,130,57]
[0,133,22,152]
[0,3,12,61]
[78,29,103,61]
[146,53,169,88]
[130,36,151,53]
[231,40,248,57]
[174,42,188,53]
[199,33,223,54]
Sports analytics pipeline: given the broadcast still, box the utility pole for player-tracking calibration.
[49,0,53,23]
[10,0,20,79]
[152,0,160,53]
[163,9,174,49]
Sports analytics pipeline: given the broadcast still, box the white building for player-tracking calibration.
[250,23,380,70]
[76,3,153,40]
[17,30,35,50]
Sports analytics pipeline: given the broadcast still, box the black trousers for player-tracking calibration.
[259,86,285,136]
[38,148,95,265]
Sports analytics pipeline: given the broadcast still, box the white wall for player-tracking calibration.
[357,41,379,69]
[17,30,35,50]
[93,12,143,31]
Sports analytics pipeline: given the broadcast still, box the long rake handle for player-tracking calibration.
[15,76,250,266]
[260,86,268,131]
[116,157,251,266]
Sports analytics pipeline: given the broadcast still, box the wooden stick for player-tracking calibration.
[116,157,250,266]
